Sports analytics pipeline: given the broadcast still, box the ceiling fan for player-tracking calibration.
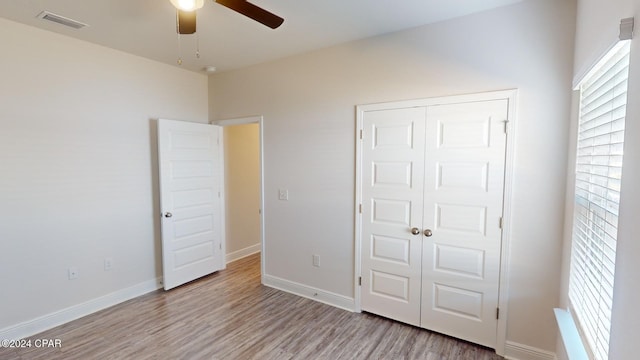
[169,0,284,34]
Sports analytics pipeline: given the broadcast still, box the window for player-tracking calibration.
[569,41,631,360]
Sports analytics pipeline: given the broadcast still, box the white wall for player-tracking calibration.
[572,0,635,85]
[0,18,208,333]
[223,123,261,261]
[559,1,640,359]
[209,0,576,354]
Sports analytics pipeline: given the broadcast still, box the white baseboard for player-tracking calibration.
[504,341,557,360]
[0,277,162,340]
[226,243,261,264]
[263,274,355,312]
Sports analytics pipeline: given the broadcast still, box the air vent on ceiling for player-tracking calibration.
[36,11,88,29]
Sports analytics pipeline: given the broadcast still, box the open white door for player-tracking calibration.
[158,119,224,290]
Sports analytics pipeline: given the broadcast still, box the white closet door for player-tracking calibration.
[158,119,224,290]
[360,107,427,326]
[420,100,508,347]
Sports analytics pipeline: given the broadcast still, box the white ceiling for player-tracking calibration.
[0,0,522,73]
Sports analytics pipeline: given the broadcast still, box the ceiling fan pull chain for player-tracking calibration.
[175,11,182,65]
[177,32,183,65]
[196,31,200,59]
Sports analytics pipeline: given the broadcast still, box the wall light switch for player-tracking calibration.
[278,189,289,201]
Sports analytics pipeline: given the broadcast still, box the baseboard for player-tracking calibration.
[226,243,261,264]
[262,274,355,312]
[504,341,557,360]
[0,277,162,340]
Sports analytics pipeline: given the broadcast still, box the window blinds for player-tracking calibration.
[569,41,630,360]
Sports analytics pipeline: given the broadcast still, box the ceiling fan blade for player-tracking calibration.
[215,0,284,29]
[177,10,197,34]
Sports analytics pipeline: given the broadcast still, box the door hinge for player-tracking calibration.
[359,204,362,214]
[358,276,362,286]
[359,129,363,139]
[219,243,222,250]
[503,120,509,134]
[496,307,500,319]
[499,217,504,229]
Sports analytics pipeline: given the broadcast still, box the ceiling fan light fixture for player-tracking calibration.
[170,0,204,12]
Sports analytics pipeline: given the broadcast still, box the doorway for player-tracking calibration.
[214,117,265,273]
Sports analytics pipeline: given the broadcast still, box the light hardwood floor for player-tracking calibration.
[3,254,503,360]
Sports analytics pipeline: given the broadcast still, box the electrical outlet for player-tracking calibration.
[313,254,320,267]
[68,267,78,280]
[278,189,289,201]
[104,257,113,271]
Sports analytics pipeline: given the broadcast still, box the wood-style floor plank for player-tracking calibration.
[2,254,503,359]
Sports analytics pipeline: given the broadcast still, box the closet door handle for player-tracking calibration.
[410,227,420,235]
[164,212,173,218]
[424,229,433,237]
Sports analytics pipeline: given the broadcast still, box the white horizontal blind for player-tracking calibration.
[569,41,630,360]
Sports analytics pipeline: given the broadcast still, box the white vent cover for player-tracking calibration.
[36,11,88,29]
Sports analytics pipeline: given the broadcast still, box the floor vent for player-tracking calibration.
[36,11,88,29]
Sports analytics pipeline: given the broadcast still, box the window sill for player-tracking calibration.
[554,308,589,360]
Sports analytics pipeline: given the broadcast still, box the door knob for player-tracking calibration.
[164,212,173,218]
[424,229,433,237]
[411,227,420,235]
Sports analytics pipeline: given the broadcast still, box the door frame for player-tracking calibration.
[212,116,266,281]
[354,90,517,356]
